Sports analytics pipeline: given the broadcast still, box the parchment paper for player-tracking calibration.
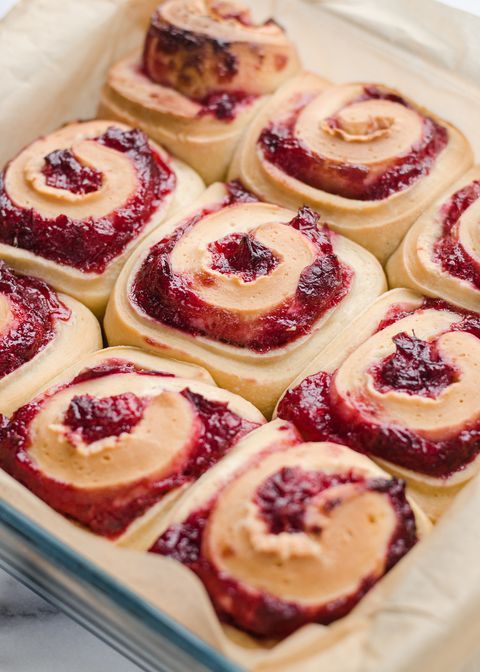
[1,1,480,670]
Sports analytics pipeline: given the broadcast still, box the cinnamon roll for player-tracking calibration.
[0,261,101,416]
[0,346,264,544]
[0,120,204,315]
[105,181,386,416]
[387,166,480,312]
[99,0,301,184]
[229,74,473,262]
[149,420,430,639]
[276,289,480,519]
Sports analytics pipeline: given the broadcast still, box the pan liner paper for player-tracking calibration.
[1,0,480,670]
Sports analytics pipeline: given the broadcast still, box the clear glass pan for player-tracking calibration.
[0,500,242,672]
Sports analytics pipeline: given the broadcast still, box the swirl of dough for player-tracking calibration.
[105,182,386,416]
[0,261,101,415]
[229,74,473,262]
[0,347,264,541]
[387,166,480,312]
[99,0,300,183]
[0,120,204,315]
[276,289,480,519]
[150,420,430,638]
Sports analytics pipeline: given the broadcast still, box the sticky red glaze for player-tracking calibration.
[0,127,175,273]
[0,261,70,379]
[371,332,458,398]
[209,232,280,282]
[277,302,480,477]
[42,149,103,195]
[259,86,448,201]
[0,362,260,537]
[63,393,147,445]
[131,203,352,353]
[151,467,417,638]
[433,180,480,289]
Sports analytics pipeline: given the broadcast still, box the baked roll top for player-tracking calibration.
[388,166,480,312]
[0,348,264,540]
[99,0,301,184]
[0,120,204,314]
[151,421,429,638]
[229,74,472,262]
[105,182,386,415]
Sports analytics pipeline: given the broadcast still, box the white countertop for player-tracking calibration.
[0,568,136,671]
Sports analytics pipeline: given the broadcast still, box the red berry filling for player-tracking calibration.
[42,149,103,195]
[259,86,448,201]
[209,232,280,282]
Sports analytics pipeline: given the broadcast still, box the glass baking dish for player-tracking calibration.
[0,500,240,672]
[1,1,480,671]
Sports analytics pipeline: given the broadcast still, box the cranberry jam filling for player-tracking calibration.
[278,302,480,477]
[0,261,70,379]
[198,90,256,121]
[371,332,458,398]
[259,86,448,201]
[0,361,260,537]
[42,149,103,195]
[131,202,352,353]
[63,393,147,445]
[255,466,363,533]
[209,232,280,282]
[151,467,416,638]
[0,127,175,273]
[433,180,480,289]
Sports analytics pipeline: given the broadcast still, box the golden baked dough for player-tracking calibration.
[229,74,473,263]
[0,262,101,416]
[387,166,480,311]
[99,0,301,184]
[147,420,430,638]
[104,182,387,416]
[275,289,480,520]
[0,346,265,546]
[0,120,204,316]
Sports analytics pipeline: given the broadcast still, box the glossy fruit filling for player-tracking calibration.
[0,127,175,273]
[208,232,280,282]
[0,262,70,379]
[42,149,103,195]
[63,393,147,445]
[371,332,458,398]
[151,467,417,638]
[433,180,480,288]
[198,90,256,121]
[255,466,363,533]
[131,203,352,353]
[278,304,480,477]
[0,362,260,537]
[259,86,448,200]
